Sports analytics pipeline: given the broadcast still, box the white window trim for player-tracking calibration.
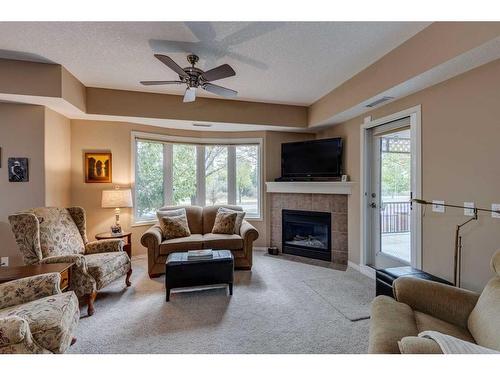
[131,131,264,226]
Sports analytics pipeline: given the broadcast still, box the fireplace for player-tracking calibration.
[282,209,332,261]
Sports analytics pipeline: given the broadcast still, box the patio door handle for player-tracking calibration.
[370,202,377,208]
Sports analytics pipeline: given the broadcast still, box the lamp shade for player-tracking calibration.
[101,189,133,208]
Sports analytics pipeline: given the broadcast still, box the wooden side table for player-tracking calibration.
[95,231,132,259]
[0,263,73,291]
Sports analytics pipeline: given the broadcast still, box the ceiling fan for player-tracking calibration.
[140,54,237,103]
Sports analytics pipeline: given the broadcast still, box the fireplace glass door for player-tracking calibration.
[282,210,331,261]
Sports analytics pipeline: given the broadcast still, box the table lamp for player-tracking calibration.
[101,187,133,234]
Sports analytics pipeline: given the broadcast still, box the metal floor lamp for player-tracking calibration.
[412,199,500,287]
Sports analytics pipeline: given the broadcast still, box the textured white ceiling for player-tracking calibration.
[0,22,429,105]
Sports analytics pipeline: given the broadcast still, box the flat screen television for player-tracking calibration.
[280,138,343,179]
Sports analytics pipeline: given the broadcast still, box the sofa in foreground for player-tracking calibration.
[369,249,500,354]
[0,273,79,354]
[141,205,259,277]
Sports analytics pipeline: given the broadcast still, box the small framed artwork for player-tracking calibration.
[8,157,29,182]
[85,152,112,183]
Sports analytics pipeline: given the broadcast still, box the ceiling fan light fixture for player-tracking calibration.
[142,53,237,103]
[183,87,196,103]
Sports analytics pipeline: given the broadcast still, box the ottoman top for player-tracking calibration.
[166,250,233,265]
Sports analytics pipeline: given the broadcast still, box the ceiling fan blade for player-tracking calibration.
[203,83,237,98]
[140,80,184,86]
[154,54,189,79]
[185,22,216,42]
[183,87,196,103]
[202,64,236,82]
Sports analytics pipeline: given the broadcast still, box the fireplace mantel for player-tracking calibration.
[266,181,355,195]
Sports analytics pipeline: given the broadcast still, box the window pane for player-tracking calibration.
[205,145,228,205]
[172,144,197,205]
[135,140,164,221]
[236,145,259,216]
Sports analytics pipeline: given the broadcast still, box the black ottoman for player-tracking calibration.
[165,250,234,301]
[376,266,452,298]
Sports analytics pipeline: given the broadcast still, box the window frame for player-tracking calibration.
[131,131,264,225]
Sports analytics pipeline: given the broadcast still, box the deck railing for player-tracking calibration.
[381,201,410,234]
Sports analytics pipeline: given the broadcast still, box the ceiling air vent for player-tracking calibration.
[192,123,212,128]
[366,96,394,108]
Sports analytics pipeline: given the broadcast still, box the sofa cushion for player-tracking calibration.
[157,208,186,221]
[29,207,85,258]
[202,205,243,234]
[0,291,79,353]
[202,233,243,250]
[159,214,191,240]
[159,234,204,255]
[368,295,418,354]
[211,211,237,234]
[414,311,475,343]
[468,277,500,351]
[158,205,203,234]
[218,207,246,235]
[85,252,130,282]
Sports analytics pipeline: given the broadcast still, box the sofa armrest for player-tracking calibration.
[240,220,259,243]
[0,317,30,346]
[141,225,162,248]
[0,273,61,310]
[0,317,49,354]
[85,239,124,254]
[41,254,88,274]
[398,336,443,354]
[394,277,480,329]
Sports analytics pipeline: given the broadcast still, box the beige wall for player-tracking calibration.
[70,119,312,254]
[86,88,308,128]
[0,103,46,263]
[317,59,500,292]
[44,108,71,207]
[309,22,500,126]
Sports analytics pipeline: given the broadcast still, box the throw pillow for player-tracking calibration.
[159,214,191,240]
[212,211,237,235]
[157,208,186,221]
[218,207,246,235]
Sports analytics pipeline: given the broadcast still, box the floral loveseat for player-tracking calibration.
[0,273,79,354]
[9,207,132,316]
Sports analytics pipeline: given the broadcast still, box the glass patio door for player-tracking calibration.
[369,118,413,269]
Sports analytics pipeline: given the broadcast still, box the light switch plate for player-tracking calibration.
[0,257,8,267]
[492,204,500,219]
[464,202,475,216]
[432,200,445,213]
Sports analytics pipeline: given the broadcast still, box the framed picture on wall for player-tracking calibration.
[84,152,112,183]
[8,157,29,182]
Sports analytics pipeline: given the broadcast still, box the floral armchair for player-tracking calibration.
[9,207,132,316]
[0,273,79,354]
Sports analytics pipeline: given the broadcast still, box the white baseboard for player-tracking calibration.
[253,246,268,252]
[347,260,360,271]
[348,261,376,279]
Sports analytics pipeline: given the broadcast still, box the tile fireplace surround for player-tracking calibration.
[270,193,348,265]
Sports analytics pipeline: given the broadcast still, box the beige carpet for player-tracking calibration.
[303,269,375,321]
[68,250,372,354]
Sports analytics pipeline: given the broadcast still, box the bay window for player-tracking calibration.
[132,133,262,223]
